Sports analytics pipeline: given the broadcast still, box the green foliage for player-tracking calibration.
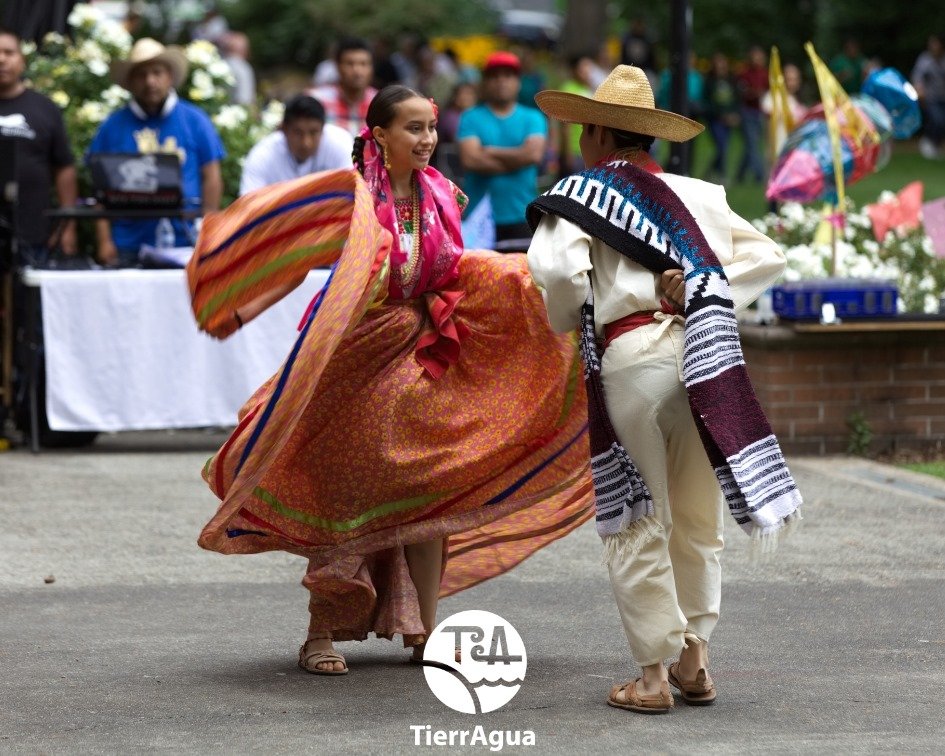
[222,0,498,72]
[901,461,945,480]
[608,0,945,73]
[846,411,873,456]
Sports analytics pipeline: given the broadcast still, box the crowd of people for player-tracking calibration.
[1,20,943,271]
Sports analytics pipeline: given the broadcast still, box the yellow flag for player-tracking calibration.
[812,204,834,246]
[767,47,796,164]
[804,41,878,209]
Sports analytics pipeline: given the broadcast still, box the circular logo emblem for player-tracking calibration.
[420,610,527,714]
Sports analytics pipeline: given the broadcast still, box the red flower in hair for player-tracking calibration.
[429,98,439,119]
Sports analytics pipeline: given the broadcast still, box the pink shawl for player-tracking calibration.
[359,126,464,299]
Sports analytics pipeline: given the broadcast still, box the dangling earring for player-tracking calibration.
[383,145,391,171]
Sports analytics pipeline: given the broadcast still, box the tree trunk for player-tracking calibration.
[560,0,608,58]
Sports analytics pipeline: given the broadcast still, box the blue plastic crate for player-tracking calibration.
[771,278,898,320]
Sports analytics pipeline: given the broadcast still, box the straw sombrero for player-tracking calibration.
[535,65,703,142]
[110,38,189,90]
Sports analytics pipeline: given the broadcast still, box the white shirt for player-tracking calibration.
[527,172,786,336]
[239,125,354,195]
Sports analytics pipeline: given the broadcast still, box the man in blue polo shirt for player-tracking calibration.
[458,51,547,251]
[87,38,225,265]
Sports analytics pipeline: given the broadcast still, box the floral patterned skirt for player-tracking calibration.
[198,251,592,643]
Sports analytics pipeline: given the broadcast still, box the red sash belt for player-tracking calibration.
[603,299,678,350]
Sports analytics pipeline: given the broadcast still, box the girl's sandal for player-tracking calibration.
[607,678,674,714]
[298,638,348,676]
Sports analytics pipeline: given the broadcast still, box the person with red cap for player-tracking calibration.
[457,51,547,251]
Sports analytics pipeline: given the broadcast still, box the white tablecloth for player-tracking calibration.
[22,268,330,432]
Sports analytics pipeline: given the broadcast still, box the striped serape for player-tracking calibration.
[528,160,802,546]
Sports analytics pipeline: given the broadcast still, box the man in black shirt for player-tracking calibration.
[0,26,77,267]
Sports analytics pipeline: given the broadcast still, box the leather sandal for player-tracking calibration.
[607,678,673,714]
[298,638,348,676]
[667,662,716,705]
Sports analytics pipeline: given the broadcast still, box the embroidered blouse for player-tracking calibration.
[387,180,468,301]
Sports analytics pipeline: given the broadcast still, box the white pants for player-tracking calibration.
[601,315,724,666]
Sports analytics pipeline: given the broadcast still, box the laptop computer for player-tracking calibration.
[88,152,183,210]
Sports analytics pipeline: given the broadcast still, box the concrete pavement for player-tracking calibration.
[1,432,944,754]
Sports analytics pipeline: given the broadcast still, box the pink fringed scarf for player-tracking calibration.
[359,127,469,378]
[359,126,464,299]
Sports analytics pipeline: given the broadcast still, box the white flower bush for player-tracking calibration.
[212,104,248,131]
[754,199,945,313]
[27,3,277,205]
[260,100,285,132]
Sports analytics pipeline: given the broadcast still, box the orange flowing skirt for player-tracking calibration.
[190,171,592,644]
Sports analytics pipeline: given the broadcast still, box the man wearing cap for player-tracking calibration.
[526,66,801,714]
[457,51,547,251]
[87,38,226,266]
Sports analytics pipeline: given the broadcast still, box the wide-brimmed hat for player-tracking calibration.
[535,65,703,142]
[110,38,189,90]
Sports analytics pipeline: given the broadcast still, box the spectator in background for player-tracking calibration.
[558,54,596,175]
[312,42,339,87]
[192,5,229,46]
[703,52,740,184]
[372,38,401,90]
[415,44,456,107]
[0,27,77,266]
[620,17,657,88]
[829,38,867,94]
[516,46,545,106]
[0,28,81,445]
[123,3,145,37]
[390,36,421,90]
[434,82,477,183]
[911,33,945,159]
[736,45,767,184]
[656,50,705,118]
[656,50,705,166]
[438,82,477,145]
[220,31,256,107]
[458,51,547,251]
[761,61,808,154]
[308,38,377,138]
[87,38,225,266]
[239,95,353,196]
[444,48,479,86]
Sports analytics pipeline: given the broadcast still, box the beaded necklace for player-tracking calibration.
[394,176,422,285]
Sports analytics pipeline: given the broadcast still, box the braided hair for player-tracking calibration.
[352,84,425,175]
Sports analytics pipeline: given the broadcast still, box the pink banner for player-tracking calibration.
[922,196,945,258]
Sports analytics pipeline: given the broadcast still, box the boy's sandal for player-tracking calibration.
[607,679,673,714]
[298,640,348,676]
[667,662,716,705]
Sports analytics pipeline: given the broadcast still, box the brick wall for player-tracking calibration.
[740,323,945,456]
